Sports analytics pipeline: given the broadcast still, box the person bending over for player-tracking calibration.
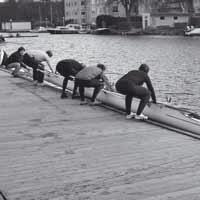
[5,47,28,77]
[75,64,113,105]
[56,59,85,99]
[115,64,156,120]
[23,50,53,86]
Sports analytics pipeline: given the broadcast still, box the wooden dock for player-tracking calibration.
[1,70,200,200]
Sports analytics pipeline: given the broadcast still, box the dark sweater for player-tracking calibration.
[117,70,156,103]
[5,51,24,66]
[56,59,84,76]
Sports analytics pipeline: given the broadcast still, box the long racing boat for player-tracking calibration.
[0,60,199,136]
[42,71,200,136]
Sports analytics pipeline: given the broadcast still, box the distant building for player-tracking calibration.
[150,13,189,28]
[105,0,126,17]
[0,0,64,29]
[2,21,31,32]
[139,0,190,29]
[63,0,192,28]
[193,0,200,13]
[64,0,89,24]
[64,0,108,25]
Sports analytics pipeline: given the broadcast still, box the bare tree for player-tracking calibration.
[106,0,138,28]
[106,0,138,17]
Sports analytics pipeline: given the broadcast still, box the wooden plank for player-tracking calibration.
[0,70,200,200]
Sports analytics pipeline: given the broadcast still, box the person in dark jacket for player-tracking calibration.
[56,59,85,99]
[5,47,27,77]
[115,64,157,120]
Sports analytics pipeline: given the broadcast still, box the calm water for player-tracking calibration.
[1,33,200,113]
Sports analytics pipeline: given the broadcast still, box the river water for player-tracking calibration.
[1,33,200,113]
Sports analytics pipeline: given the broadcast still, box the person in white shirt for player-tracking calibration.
[23,50,53,85]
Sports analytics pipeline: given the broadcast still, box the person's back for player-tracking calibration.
[57,59,84,76]
[76,66,102,80]
[26,50,49,63]
[5,51,22,66]
[76,64,113,105]
[118,70,148,86]
[23,49,53,85]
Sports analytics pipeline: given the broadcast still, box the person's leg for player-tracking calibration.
[116,80,136,118]
[23,54,38,83]
[79,86,85,102]
[32,67,37,81]
[125,95,133,115]
[137,92,150,115]
[133,86,150,116]
[37,65,44,83]
[61,77,68,98]
[91,86,102,102]
[89,79,103,103]
[7,63,21,77]
[78,80,89,105]
[37,71,44,83]
[72,80,79,98]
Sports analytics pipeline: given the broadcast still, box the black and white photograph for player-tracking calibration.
[0,0,200,199]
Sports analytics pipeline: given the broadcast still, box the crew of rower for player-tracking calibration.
[1,47,157,120]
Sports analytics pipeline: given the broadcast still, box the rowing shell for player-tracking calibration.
[0,49,5,65]
[41,70,200,135]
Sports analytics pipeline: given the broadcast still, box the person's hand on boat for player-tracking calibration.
[105,84,115,92]
[147,100,156,107]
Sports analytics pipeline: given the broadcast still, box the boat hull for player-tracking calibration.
[185,28,200,36]
[43,72,200,135]
[47,29,79,34]
[0,66,199,135]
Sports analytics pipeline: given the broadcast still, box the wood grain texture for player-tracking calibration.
[0,71,200,200]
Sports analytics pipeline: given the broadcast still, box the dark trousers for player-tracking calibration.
[56,64,78,96]
[62,76,78,96]
[23,54,44,83]
[116,80,150,115]
[76,79,104,102]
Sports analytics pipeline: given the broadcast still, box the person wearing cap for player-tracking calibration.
[115,64,157,120]
[56,59,85,99]
[23,50,53,86]
[5,47,28,77]
[75,64,114,105]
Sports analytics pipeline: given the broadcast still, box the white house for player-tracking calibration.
[150,13,189,28]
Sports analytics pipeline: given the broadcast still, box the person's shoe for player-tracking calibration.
[80,100,88,105]
[72,94,80,99]
[89,100,102,106]
[126,112,136,119]
[37,82,45,87]
[61,93,68,99]
[134,113,148,120]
